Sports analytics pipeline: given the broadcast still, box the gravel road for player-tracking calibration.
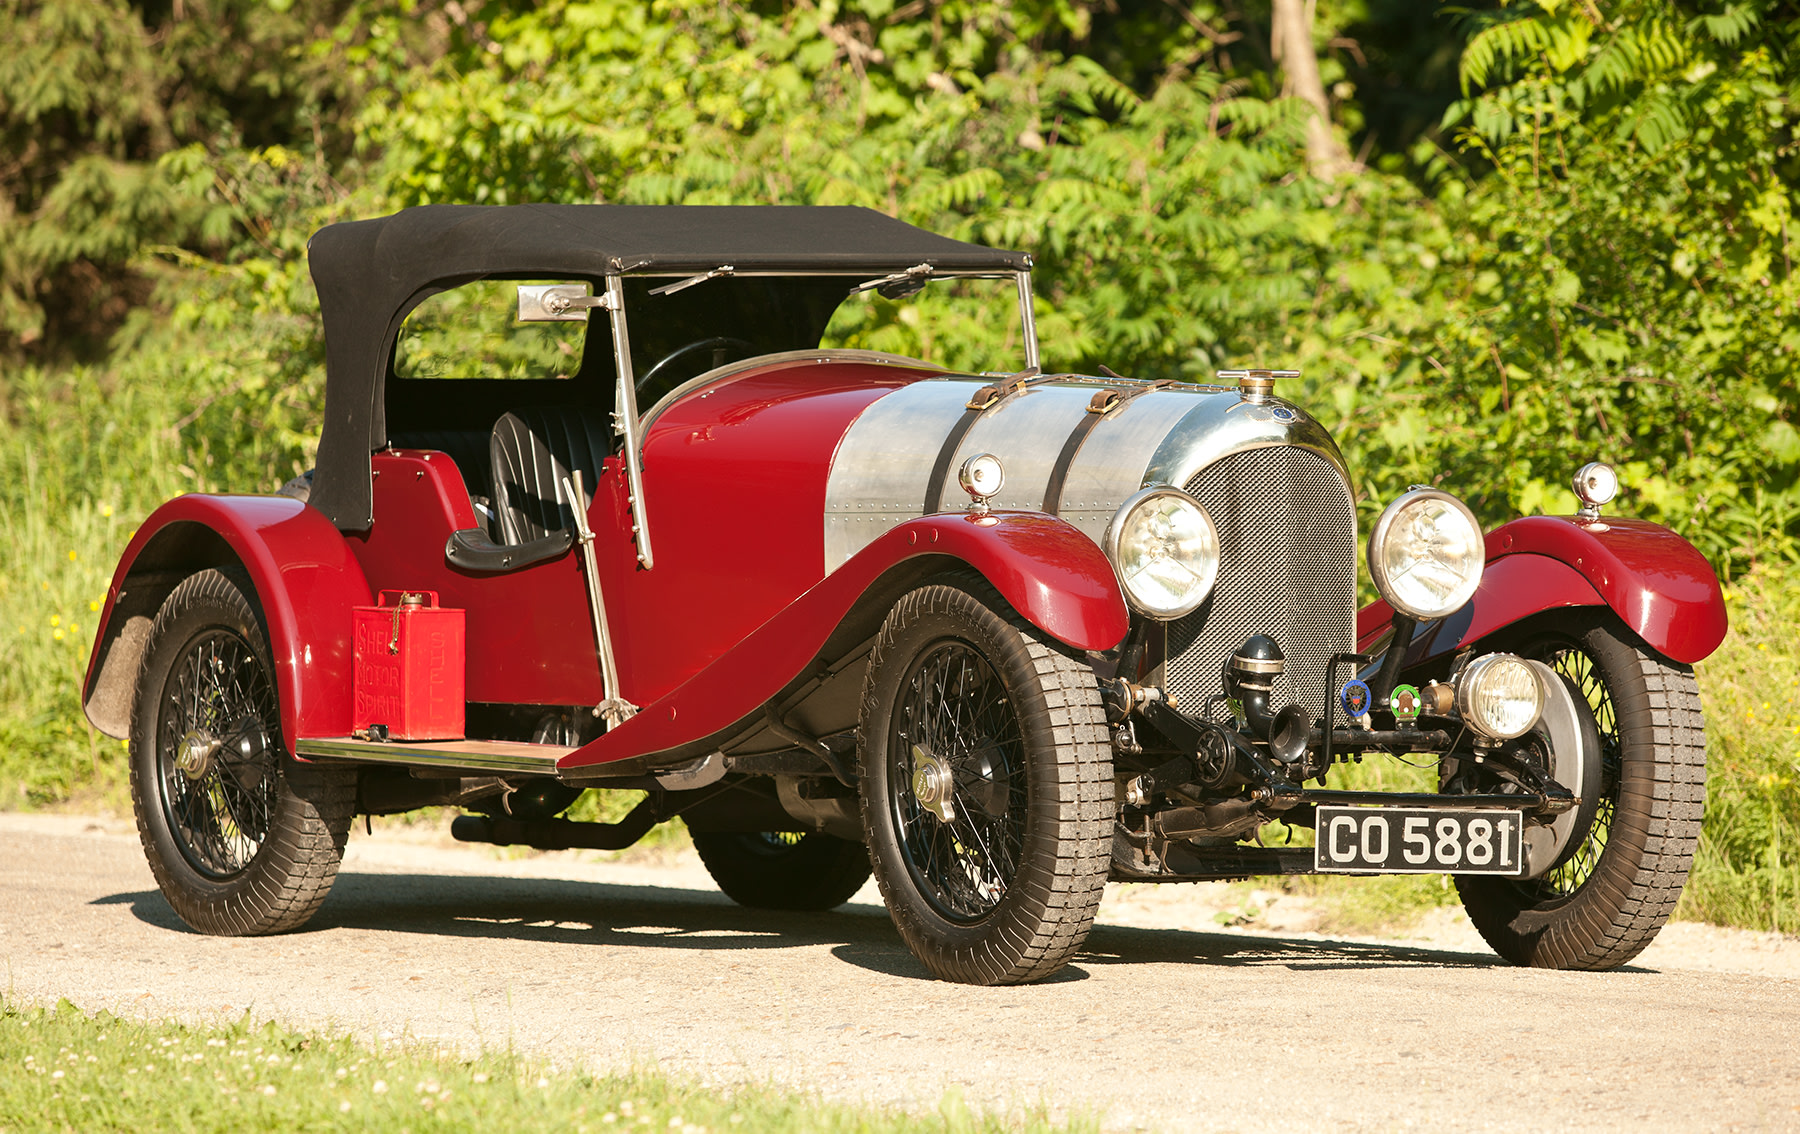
[3,811,1798,1132]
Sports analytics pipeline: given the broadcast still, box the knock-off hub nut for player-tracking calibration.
[910,744,957,824]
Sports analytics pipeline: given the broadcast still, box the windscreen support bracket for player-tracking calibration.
[1016,270,1041,372]
[604,273,656,569]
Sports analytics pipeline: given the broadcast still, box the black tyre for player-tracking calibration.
[1456,614,1706,969]
[129,569,355,935]
[858,579,1112,985]
[691,830,871,910]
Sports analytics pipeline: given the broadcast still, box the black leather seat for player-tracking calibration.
[489,408,613,544]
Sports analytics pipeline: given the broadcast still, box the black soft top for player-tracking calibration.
[306,204,1030,531]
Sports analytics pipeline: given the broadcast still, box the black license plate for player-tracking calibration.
[1313,806,1526,875]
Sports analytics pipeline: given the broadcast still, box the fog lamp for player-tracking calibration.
[1455,653,1544,741]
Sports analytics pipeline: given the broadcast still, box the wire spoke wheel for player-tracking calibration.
[130,569,354,936]
[890,640,1027,922]
[1454,614,1705,970]
[859,578,1110,986]
[1534,642,1618,899]
[157,630,280,878]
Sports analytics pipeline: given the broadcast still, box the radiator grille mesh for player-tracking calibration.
[1166,447,1357,723]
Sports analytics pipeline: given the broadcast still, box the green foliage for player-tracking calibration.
[0,276,324,807]
[1684,567,1800,932]
[344,0,1800,569]
[1,0,1797,936]
[0,0,377,355]
[1386,0,1800,568]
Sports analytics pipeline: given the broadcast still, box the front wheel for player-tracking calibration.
[858,579,1112,985]
[1456,615,1706,969]
[129,569,355,936]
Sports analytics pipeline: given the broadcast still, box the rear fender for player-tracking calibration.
[1357,515,1727,669]
[83,495,373,751]
[560,510,1127,771]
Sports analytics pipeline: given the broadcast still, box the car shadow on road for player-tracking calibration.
[1077,922,1503,972]
[95,867,1505,979]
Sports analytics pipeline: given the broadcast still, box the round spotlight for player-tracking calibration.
[958,452,1005,503]
[1573,461,1619,510]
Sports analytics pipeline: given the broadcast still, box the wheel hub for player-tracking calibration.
[175,729,219,780]
[910,744,957,824]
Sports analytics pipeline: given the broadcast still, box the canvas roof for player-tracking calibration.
[304,204,1029,530]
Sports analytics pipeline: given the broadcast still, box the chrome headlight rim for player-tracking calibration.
[1455,652,1545,741]
[1103,484,1221,621]
[1367,487,1486,621]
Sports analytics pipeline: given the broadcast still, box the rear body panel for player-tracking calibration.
[83,495,373,749]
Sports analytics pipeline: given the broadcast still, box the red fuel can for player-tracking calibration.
[352,590,465,740]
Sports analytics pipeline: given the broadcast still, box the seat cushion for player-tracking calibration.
[489,408,613,544]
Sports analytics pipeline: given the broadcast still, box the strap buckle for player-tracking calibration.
[965,385,1003,411]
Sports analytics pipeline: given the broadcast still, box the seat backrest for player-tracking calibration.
[489,408,613,544]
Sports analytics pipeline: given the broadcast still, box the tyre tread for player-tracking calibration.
[858,577,1111,985]
[129,568,353,937]
[1459,620,1705,970]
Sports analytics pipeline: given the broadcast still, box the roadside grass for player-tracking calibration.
[1682,567,1800,933]
[0,997,1087,1134]
[0,450,145,814]
[0,324,314,814]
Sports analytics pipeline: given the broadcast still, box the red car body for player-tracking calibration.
[80,203,1728,985]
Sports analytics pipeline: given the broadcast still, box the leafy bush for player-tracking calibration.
[1,0,1796,931]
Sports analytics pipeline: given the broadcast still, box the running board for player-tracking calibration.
[294,736,574,776]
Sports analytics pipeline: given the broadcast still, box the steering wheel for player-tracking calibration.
[636,336,757,395]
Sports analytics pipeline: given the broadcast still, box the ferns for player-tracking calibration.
[1458,7,1595,93]
[1695,3,1761,46]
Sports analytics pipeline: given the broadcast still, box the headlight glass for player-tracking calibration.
[1368,489,1485,620]
[1105,486,1220,619]
[1456,653,1543,740]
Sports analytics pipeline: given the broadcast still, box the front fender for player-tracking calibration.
[560,510,1127,770]
[83,495,373,750]
[1358,515,1727,668]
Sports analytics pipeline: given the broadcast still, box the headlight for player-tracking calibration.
[1104,486,1220,619]
[1367,488,1485,620]
[1456,653,1544,740]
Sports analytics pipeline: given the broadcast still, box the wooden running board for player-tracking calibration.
[294,736,574,776]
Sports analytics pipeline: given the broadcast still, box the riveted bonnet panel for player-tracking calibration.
[823,376,1345,574]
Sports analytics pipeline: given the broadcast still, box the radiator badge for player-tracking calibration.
[1390,683,1421,723]
[1339,679,1372,719]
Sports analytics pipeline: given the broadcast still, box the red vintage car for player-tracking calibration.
[82,205,1726,984]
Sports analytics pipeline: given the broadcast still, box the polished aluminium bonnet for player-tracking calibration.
[821,374,1349,572]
